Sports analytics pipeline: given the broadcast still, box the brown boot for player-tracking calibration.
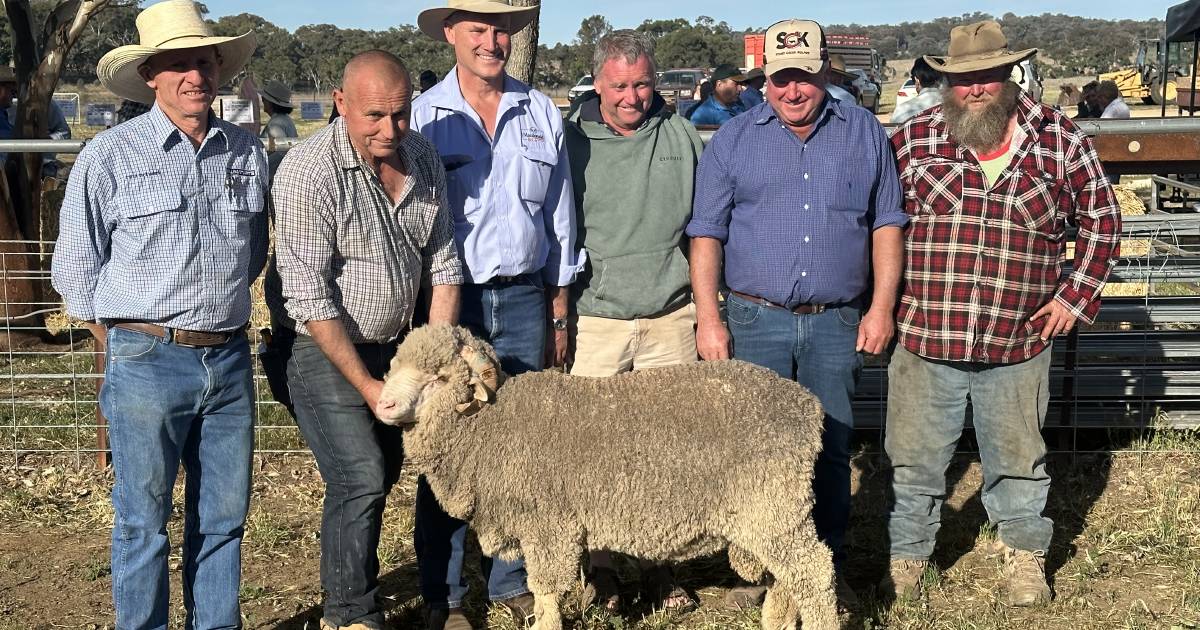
[497,592,536,626]
[878,558,928,601]
[426,607,473,630]
[1000,544,1053,607]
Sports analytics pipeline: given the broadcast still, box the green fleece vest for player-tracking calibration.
[565,96,704,319]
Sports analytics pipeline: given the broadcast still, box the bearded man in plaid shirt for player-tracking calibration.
[883,21,1121,606]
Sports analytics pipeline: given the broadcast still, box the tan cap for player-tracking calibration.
[763,19,826,77]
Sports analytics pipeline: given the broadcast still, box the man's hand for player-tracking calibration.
[696,319,731,361]
[545,325,568,369]
[856,307,894,355]
[1031,299,1079,341]
[358,378,385,412]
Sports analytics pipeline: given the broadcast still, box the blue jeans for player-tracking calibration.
[885,345,1053,559]
[725,293,863,568]
[101,326,254,630]
[284,332,405,627]
[415,275,544,608]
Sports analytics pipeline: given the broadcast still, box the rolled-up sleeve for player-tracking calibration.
[541,119,583,286]
[51,145,114,322]
[686,130,735,242]
[272,156,342,324]
[869,122,909,231]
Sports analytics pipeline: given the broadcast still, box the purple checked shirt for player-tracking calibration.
[686,97,907,308]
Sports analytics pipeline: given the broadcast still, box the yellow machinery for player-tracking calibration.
[1100,38,1181,105]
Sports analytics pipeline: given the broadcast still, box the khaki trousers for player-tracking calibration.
[569,303,697,377]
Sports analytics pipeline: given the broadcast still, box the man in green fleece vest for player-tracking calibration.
[563,29,705,614]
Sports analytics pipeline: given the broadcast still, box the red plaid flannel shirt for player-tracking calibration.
[890,92,1121,364]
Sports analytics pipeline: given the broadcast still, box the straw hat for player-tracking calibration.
[97,0,256,104]
[924,20,1036,75]
[418,0,539,42]
[828,55,857,81]
[260,81,294,108]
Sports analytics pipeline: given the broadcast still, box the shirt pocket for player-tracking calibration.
[118,174,184,220]
[220,171,265,238]
[908,158,963,216]
[515,144,556,210]
[1010,168,1065,236]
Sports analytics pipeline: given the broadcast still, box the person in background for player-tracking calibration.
[260,80,298,139]
[1075,80,1100,118]
[1092,80,1131,119]
[689,64,745,126]
[890,56,943,124]
[825,54,859,105]
[738,67,766,109]
[418,69,439,93]
[1,66,72,178]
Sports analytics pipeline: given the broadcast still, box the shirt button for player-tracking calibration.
[801,271,808,277]
[804,204,810,210]
[804,173,809,180]
[804,236,811,243]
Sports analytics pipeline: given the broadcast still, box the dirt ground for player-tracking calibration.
[2,439,1198,630]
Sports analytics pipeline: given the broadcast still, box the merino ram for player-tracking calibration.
[375,325,837,630]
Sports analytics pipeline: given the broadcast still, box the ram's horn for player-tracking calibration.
[459,344,502,405]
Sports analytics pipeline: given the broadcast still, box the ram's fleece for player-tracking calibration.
[375,325,837,630]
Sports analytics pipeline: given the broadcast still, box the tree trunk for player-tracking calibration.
[508,0,540,86]
[3,0,113,335]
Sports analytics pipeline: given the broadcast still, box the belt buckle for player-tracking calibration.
[813,304,826,314]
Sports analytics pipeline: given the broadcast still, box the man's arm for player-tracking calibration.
[690,237,730,360]
[858,226,902,354]
[51,144,112,325]
[305,318,384,410]
[544,285,569,368]
[427,284,460,325]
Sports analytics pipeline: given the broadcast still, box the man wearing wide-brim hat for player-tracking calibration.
[825,54,859,105]
[884,19,1121,607]
[737,66,767,109]
[51,1,267,628]
[410,1,581,629]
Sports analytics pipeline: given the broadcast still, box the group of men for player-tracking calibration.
[47,0,1121,628]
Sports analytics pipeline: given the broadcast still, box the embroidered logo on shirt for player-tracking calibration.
[521,129,546,147]
[659,156,684,162]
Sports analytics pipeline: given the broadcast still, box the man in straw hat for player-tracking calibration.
[884,20,1121,605]
[266,49,462,630]
[687,18,906,611]
[50,0,266,627]
[824,54,859,105]
[410,1,580,628]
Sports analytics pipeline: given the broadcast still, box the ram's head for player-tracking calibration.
[375,325,504,426]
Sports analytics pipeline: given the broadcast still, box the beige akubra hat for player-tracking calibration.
[97,0,257,104]
[924,20,1036,75]
[418,0,539,42]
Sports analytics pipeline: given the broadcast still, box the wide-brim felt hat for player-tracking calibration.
[828,54,857,81]
[418,0,539,42]
[260,80,294,107]
[924,20,1036,74]
[97,0,256,104]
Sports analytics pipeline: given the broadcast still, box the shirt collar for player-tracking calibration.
[422,65,530,114]
[752,92,843,126]
[146,101,227,152]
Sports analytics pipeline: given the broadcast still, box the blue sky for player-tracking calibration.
[191,0,1167,44]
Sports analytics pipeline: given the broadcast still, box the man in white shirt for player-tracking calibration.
[1093,80,1131,119]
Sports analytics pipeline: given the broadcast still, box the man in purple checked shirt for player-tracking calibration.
[686,17,907,610]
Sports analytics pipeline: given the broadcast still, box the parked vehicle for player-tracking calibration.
[657,68,708,110]
[568,75,594,101]
[895,78,918,111]
[848,68,881,112]
[1099,38,1187,105]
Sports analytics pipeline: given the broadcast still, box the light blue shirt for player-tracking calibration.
[52,103,269,331]
[890,87,943,124]
[826,84,857,105]
[411,67,581,286]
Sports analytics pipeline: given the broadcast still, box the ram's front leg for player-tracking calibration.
[519,530,582,630]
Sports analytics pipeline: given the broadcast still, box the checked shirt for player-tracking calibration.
[890,92,1121,364]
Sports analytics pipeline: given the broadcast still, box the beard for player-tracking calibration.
[941,81,1022,152]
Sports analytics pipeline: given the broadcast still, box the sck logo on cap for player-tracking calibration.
[763,19,826,77]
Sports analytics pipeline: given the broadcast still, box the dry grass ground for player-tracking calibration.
[1,429,1198,630]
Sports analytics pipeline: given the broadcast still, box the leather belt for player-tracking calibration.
[729,290,829,315]
[111,321,243,348]
[483,274,530,286]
